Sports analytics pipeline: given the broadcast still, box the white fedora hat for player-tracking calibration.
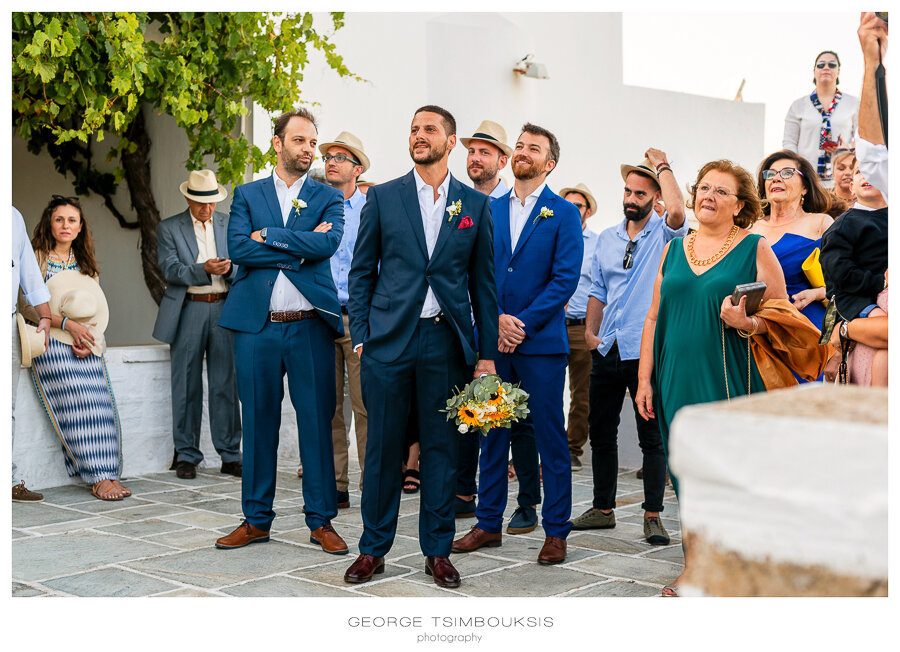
[179,169,228,203]
[47,270,109,357]
[559,183,598,214]
[319,131,371,174]
[16,313,47,368]
[620,158,660,187]
[461,120,513,158]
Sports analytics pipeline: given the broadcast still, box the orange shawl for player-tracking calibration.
[751,299,834,390]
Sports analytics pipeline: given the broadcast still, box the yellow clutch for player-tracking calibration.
[802,247,825,288]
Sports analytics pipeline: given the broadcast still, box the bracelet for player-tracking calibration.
[61,317,69,331]
[655,161,670,172]
[737,316,760,338]
[38,316,51,322]
[656,165,672,175]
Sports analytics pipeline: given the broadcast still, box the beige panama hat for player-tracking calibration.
[319,131,370,174]
[461,120,513,158]
[620,159,660,186]
[559,183,598,214]
[179,169,228,203]
[16,313,47,367]
[47,270,109,357]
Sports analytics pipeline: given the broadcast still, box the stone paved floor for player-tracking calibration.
[12,456,683,597]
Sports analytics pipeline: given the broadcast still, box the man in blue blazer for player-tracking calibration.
[452,123,583,564]
[214,108,350,556]
[344,105,499,588]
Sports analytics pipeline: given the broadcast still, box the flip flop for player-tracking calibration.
[662,584,679,597]
[92,479,125,501]
[402,469,420,494]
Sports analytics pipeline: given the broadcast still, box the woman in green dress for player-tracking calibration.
[635,160,789,596]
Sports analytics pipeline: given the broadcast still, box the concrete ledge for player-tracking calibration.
[13,345,305,490]
[670,383,888,596]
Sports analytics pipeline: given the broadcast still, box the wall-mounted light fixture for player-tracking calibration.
[513,54,549,80]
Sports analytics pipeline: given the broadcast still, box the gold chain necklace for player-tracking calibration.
[687,225,739,266]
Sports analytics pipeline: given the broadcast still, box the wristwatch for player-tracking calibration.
[260,227,267,242]
[839,321,849,339]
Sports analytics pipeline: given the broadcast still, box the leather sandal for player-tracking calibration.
[111,479,131,497]
[402,469,420,494]
[92,479,125,501]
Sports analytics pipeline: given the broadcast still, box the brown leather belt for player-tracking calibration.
[269,310,319,322]
[186,292,229,303]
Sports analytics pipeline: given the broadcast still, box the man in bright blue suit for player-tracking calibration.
[214,108,350,556]
[344,105,499,589]
[452,123,583,564]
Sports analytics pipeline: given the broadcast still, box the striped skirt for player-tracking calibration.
[30,338,123,483]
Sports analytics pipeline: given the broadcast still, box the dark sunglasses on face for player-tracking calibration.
[323,153,361,166]
[762,168,804,181]
[816,61,838,69]
[623,240,637,270]
[570,202,586,210]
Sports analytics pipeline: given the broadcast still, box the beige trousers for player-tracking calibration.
[332,313,367,491]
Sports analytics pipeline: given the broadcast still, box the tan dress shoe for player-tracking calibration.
[215,520,270,549]
[537,536,566,565]
[451,526,502,553]
[425,556,460,588]
[310,524,349,555]
[344,554,385,583]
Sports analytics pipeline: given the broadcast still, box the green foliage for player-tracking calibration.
[441,375,530,436]
[12,11,359,190]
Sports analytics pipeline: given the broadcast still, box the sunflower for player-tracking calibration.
[487,386,505,406]
[457,406,482,428]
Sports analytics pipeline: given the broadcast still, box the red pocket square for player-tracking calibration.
[457,216,474,230]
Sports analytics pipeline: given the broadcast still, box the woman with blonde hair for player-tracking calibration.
[20,195,129,500]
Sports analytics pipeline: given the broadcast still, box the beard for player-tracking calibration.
[410,139,448,165]
[283,150,313,177]
[512,156,544,181]
[622,198,653,222]
[467,161,499,184]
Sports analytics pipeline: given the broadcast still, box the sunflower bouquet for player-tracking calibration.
[441,374,529,435]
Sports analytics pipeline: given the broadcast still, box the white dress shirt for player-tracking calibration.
[413,168,450,318]
[270,170,313,311]
[509,181,547,251]
[187,213,228,294]
[13,207,51,314]
[855,132,889,203]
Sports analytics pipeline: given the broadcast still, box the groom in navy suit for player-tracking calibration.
[453,123,583,564]
[215,108,350,556]
[344,105,498,588]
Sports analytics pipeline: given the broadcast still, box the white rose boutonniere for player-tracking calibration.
[446,199,462,222]
[533,206,554,225]
[291,198,307,212]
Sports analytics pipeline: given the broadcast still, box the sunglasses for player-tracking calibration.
[52,194,80,204]
[816,61,838,69]
[323,153,361,166]
[570,202,586,210]
[762,168,804,181]
[623,240,637,270]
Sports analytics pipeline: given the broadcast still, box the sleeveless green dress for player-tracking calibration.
[652,234,767,496]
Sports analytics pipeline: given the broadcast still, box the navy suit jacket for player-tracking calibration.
[153,209,236,344]
[492,185,583,355]
[218,175,345,335]
[348,170,499,366]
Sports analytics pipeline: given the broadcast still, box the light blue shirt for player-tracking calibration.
[489,178,508,199]
[12,207,51,314]
[330,187,366,306]
[588,212,687,360]
[565,227,600,319]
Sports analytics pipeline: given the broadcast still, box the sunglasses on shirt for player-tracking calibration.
[623,240,637,270]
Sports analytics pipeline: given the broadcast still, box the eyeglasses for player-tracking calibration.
[816,61,838,69]
[761,168,804,181]
[570,202,586,210]
[695,184,738,198]
[623,240,637,270]
[322,153,361,166]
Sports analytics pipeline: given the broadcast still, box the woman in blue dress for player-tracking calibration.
[19,196,129,501]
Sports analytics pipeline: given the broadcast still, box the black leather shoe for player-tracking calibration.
[425,556,461,588]
[337,490,350,509]
[175,461,196,479]
[220,461,242,477]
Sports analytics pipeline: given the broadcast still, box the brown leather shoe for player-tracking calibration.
[451,526,502,553]
[175,460,196,479]
[215,520,270,549]
[537,536,567,565]
[425,556,461,588]
[310,524,349,555]
[344,554,385,583]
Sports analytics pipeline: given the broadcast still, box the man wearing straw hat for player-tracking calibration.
[154,169,243,481]
[571,149,685,546]
[319,131,370,509]
[557,182,600,473]
[11,206,51,503]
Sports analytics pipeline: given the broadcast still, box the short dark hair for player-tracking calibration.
[520,123,560,174]
[274,107,318,141]
[413,105,456,136]
[625,170,661,193]
[756,149,832,216]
